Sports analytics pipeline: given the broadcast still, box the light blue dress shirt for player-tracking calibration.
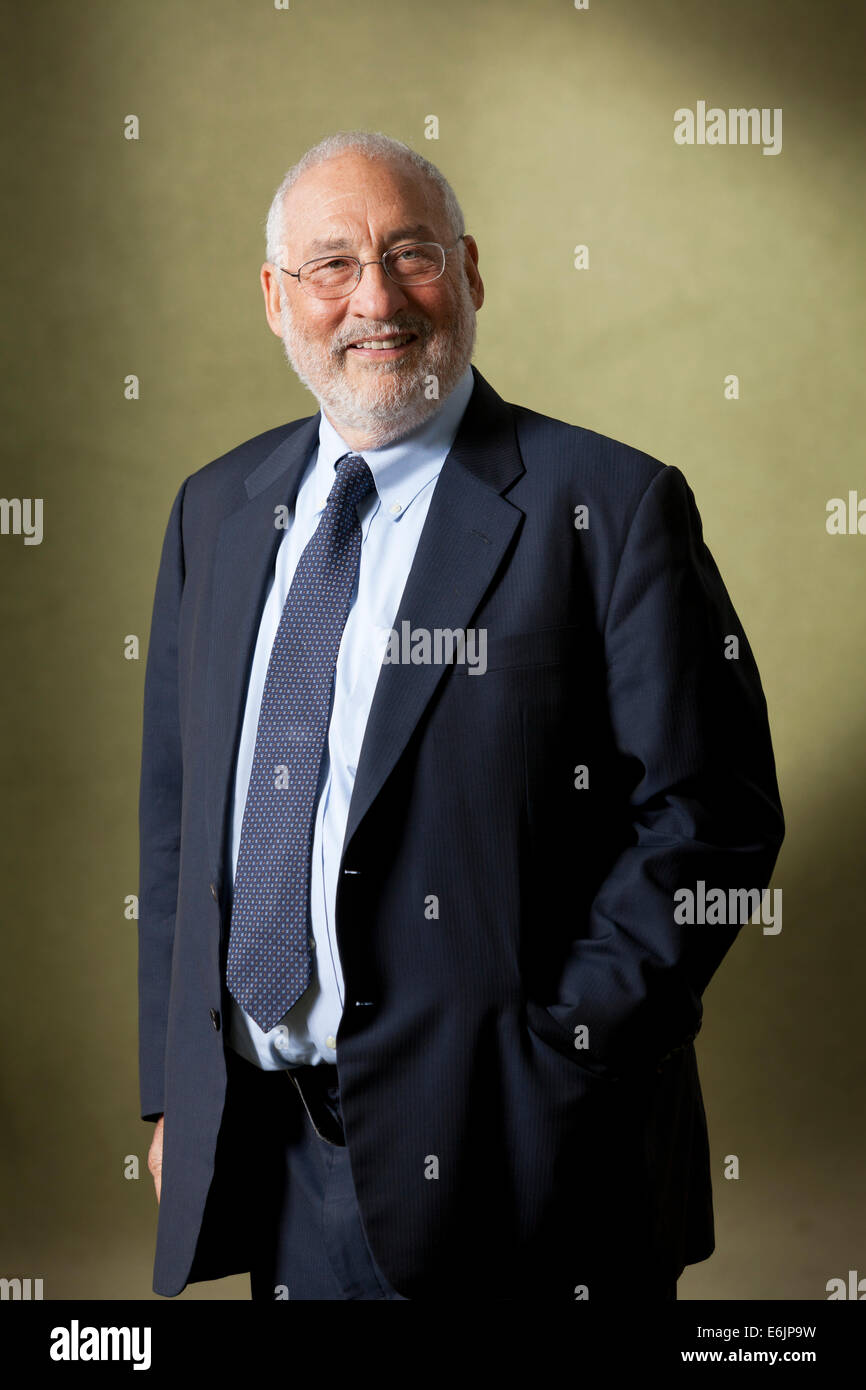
[226,364,475,1070]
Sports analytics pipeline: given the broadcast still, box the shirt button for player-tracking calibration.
[325,1036,337,1051]
[308,934,316,950]
[389,502,402,515]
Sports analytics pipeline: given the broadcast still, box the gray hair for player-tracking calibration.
[264,130,466,266]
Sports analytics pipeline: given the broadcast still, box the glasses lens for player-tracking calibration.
[299,257,360,297]
[384,243,445,283]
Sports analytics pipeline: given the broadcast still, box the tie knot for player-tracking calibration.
[332,452,376,511]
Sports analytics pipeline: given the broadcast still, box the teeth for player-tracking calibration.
[353,335,413,350]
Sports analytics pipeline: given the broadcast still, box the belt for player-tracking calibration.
[285,1062,345,1147]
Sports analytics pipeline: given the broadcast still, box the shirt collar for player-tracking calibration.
[312,364,475,522]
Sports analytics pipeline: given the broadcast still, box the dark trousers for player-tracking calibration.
[225,1046,677,1302]
[224,1046,405,1301]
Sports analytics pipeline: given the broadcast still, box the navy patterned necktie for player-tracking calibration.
[226,451,376,1034]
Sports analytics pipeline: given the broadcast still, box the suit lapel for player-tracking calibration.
[342,369,524,854]
[205,367,525,882]
[205,414,320,877]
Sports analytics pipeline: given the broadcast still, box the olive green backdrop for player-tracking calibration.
[1,0,863,1300]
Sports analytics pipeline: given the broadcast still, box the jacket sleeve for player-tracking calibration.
[137,478,188,1120]
[547,462,785,1074]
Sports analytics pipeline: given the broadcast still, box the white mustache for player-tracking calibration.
[338,323,429,351]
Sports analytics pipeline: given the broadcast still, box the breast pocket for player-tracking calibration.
[455,623,585,676]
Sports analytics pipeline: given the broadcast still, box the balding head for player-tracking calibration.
[265,131,465,268]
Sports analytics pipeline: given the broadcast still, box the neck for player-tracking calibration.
[321,400,442,452]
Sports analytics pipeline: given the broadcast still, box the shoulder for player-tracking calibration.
[157,412,318,563]
[504,397,696,558]
[510,399,666,500]
[183,414,316,503]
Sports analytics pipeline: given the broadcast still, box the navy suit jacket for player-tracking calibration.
[138,365,784,1299]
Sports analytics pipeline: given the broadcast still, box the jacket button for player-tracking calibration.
[210,882,218,902]
[210,1008,221,1032]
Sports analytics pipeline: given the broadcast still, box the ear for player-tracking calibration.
[460,236,484,312]
[261,262,285,338]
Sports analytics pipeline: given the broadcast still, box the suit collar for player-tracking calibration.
[243,364,522,505]
[314,362,475,526]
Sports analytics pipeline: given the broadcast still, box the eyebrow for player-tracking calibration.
[303,224,438,257]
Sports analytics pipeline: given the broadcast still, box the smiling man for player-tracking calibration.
[265,148,480,447]
[138,130,784,1302]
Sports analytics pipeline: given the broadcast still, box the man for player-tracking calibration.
[139,130,784,1301]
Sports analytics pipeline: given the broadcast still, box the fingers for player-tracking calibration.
[147,1115,164,1204]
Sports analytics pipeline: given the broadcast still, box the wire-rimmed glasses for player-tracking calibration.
[276,236,466,299]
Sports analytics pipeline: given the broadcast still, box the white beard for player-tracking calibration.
[278,277,477,448]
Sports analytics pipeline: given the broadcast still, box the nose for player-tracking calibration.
[344,260,409,320]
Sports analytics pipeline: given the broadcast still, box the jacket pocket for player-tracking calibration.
[523,999,620,1083]
[453,623,585,675]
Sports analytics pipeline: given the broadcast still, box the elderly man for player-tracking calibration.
[139,130,784,1301]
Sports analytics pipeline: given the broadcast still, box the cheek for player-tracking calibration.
[405,285,450,322]
[301,311,345,352]
[427,286,464,331]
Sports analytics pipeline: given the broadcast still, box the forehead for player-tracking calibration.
[282,153,446,255]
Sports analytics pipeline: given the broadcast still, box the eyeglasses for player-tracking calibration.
[276,236,466,300]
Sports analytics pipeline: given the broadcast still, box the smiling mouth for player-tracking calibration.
[347,332,418,352]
